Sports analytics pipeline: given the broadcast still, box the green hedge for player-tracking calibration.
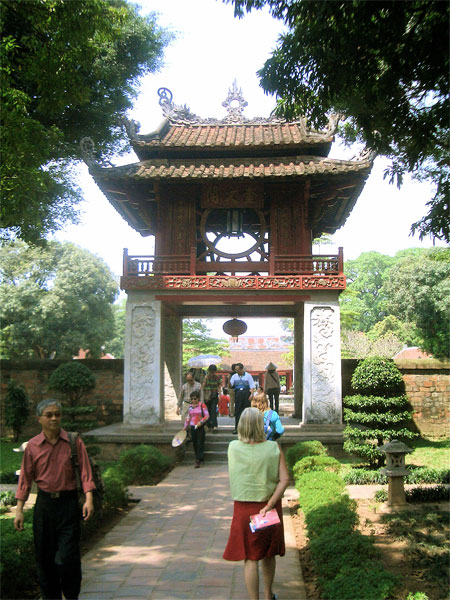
[286,440,327,472]
[115,444,173,485]
[295,466,399,599]
[374,485,449,504]
[0,510,38,599]
[342,466,450,485]
[292,455,341,479]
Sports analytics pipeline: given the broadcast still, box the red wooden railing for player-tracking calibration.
[122,247,344,277]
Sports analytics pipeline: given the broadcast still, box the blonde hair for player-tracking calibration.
[251,394,269,413]
[237,407,266,443]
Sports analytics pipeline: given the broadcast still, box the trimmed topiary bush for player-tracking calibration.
[343,357,417,468]
[48,361,96,407]
[286,440,327,472]
[115,445,172,485]
[4,379,30,442]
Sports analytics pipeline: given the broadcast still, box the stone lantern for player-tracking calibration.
[379,439,412,506]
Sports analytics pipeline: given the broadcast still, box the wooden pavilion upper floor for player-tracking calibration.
[81,84,374,294]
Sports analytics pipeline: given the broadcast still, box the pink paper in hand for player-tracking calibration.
[249,509,281,533]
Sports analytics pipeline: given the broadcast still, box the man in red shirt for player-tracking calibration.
[15,399,95,600]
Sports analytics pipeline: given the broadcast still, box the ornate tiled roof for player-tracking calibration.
[120,84,339,160]
[134,122,332,150]
[98,155,371,181]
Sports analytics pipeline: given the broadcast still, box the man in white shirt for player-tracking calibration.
[177,373,203,422]
[229,363,255,434]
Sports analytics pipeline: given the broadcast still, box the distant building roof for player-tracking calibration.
[393,347,433,360]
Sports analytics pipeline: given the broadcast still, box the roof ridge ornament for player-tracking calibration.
[157,87,201,124]
[222,80,248,123]
[156,85,286,126]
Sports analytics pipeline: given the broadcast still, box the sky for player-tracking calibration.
[54,0,445,339]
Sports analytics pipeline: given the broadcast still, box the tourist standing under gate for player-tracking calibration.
[202,364,221,432]
[177,373,203,423]
[228,364,238,417]
[230,363,255,434]
[264,362,281,413]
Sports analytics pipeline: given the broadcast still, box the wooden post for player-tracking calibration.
[338,247,344,275]
[123,248,128,277]
[190,246,196,276]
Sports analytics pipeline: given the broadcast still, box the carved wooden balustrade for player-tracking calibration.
[123,248,343,277]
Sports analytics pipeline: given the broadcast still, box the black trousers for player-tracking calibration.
[205,392,218,429]
[33,491,81,600]
[267,388,280,412]
[190,425,206,460]
[234,389,251,430]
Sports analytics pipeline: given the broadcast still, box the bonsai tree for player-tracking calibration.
[4,380,30,441]
[343,357,417,468]
[48,361,96,407]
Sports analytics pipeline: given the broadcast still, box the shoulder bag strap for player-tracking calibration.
[68,431,82,492]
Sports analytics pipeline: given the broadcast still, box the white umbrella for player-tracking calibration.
[187,354,222,368]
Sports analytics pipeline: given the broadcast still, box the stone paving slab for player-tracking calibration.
[81,463,307,600]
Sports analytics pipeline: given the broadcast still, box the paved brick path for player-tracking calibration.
[80,463,307,600]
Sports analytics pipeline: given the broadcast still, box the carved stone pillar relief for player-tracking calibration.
[124,298,162,424]
[303,298,342,425]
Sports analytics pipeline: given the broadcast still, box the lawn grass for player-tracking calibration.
[407,437,450,469]
[0,439,25,481]
[336,436,449,472]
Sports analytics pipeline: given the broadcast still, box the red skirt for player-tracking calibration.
[223,499,285,561]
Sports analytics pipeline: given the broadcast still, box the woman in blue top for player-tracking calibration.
[252,391,285,441]
[223,407,289,600]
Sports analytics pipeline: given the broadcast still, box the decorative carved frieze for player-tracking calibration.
[302,277,345,289]
[121,274,346,291]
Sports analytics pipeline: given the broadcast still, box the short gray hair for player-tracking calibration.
[36,399,62,416]
[237,407,265,443]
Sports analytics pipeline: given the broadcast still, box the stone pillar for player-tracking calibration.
[293,302,304,419]
[162,311,182,419]
[302,293,342,425]
[123,292,163,424]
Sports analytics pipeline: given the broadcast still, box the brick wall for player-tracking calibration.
[2,358,449,438]
[395,359,450,437]
[0,359,124,438]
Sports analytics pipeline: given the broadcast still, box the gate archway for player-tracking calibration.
[82,83,373,430]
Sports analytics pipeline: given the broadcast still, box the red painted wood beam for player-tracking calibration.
[155,295,310,303]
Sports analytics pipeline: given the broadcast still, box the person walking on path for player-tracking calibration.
[223,407,289,600]
[177,372,203,423]
[264,362,281,413]
[184,390,209,468]
[202,364,221,432]
[230,363,255,434]
[14,399,95,600]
